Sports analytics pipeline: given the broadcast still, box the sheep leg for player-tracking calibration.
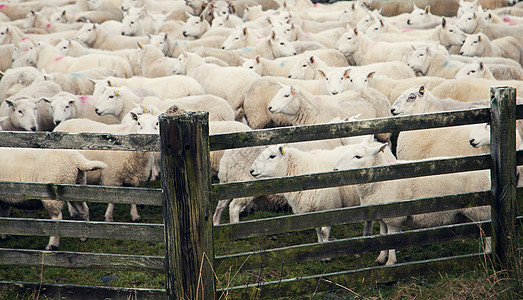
[317,226,332,262]
[68,201,90,242]
[228,198,250,223]
[376,221,389,264]
[385,224,401,266]
[42,200,64,250]
[484,237,492,253]
[130,204,141,222]
[213,199,233,225]
[363,220,374,236]
[105,203,114,222]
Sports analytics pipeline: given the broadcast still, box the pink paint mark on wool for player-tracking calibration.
[314,96,321,102]
[0,5,6,9]
[77,95,91,104]
[387,159,397,163]
[402,28,414,32]
[119,125,130,131]
[503,17,517,25]
[21,37,30,41]
[55,56,65,62]
[45,23,52,29]
[23,48,30,52]
[257,35,264,39]
[305,32,312,40]
[313,3,319,7]
[370,41,379,48]
[139,98,145,103]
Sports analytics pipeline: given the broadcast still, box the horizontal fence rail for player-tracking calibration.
[0,182,161,205]
[0,218,164,242]
[0,249,164,272]
[215,221,492,272]
[212,154,491,201]
[214,190,492,241]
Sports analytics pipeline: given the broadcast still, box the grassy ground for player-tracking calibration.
[0,185,521,299]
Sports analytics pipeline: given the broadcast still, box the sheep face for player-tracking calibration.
[288,56,316,80]
[456,12,480,34]
[318,69,348,96]
[173,53,189,75]
[55,39,73,56]
[407,46,432,75]
[222,28,248,50]
[272,22,297,42]
[75,24,97,46]
[336,28,359,57]
[0,26,10,44]
[355,13,377,33]
[149,33,169,56]
[390,86,427,116]
[49,94,77,125]
[268,84,300,116]
[4,98,38,131]
[333,141,387,171]
[121,0,141,12]
[460,33,485,56]
[364,20,385,39]
[121,14,142,36]
[346,70,374,90]
[211,15,227,28]
[241,57,262,75]
[468,123,490,148]
[131,112,160,134]
[268,35,297,58]
[86,0,101,10]
[182,15,207,39]
[23,11,38,29]
[249,145,287,179]
[457,0,477,18]
[406,5,432,27]
[439,22,467,48]
[454,61,487,79]
[212,0,230,17]
[95,87,125,117]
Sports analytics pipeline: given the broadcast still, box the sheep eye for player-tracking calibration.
[108,95,114,99]
[449,29,453,32]
[354,155,362,159]
[269,154,276,159]
[280,42,285,46]
[18,110,23,114]
[137,122,141,126]
[374,28,378,31]
[284,94,290,98]
[350,79,353,82]
[302,64,306,67]
[469,70,476,73]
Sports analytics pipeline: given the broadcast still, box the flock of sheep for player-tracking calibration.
[0,0,522,265]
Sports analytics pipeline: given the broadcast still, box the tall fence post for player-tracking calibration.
[489,86,518,275]
[159,112,215,300]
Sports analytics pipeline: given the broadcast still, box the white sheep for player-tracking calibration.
[96,75,205,99]
[0,66,42,100]
[26,42,133,78]
[240,55,263,75]
[456,11,523,45]
[0,98,39,131]
[182,14,211,39]
[53,112,159,222]
[405,5,442,28]
[0,44,14,71]
[137,42,177,77]
[75,23,150,51]
[460,33,523,65]
[249,143,361,245]
[407,45,468,79]
[95,85,234,122]
[430,78,523,102]
[0,148,107,250]
[453,61,499,79]
[392,86,491,161]
[333,141,491,265]
[45,92,119,126]
[172,51,261,117]
[39,67,119,95]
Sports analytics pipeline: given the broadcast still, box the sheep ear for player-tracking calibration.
[114,89,120,96]
[68,99,76,105]
[271,30,276,40]
[353,27,359,35]
[479,61,484,70]
[5,100,14,107]
[89,79,96,86]
[411,44,416,51]
[266,16,272,24]
[290,86,296,96]
[344,68,351,78]
[419,85,425,96]
[107,80,114,87]
[441,17,446,28]
[130,112,139,121]
[309,56,315,64]
[477,34,481,42]
[473,12,477,19]
[424,5,430,13]
[278,144,286,155]
[40,98,50,103]
[317,69,326,78]
[379,19,384,27]
[242,27,248,36]
[255,55,261,63]
[374,143,388,154]
[367,71,375,79]
[200,15,204,21]
[146,32,152,39]
[351,2,355,10]
[137,41,143,49]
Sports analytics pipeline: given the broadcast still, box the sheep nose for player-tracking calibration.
[249,169,255,175]
[121,32,125,35]
[460,51,464,55]
[469,139,477,147]
[221,46,225,49]
[54,120,61,125]
[333,168,338,171]
[407,19,411,25]
[31,126,36,131]
[182,32,188,37]
[331,91,338,95]
[390,108,397,115]
[288,75,291,78]
[268,106,272,111]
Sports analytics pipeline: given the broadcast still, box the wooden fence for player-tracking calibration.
[0,86,520,299]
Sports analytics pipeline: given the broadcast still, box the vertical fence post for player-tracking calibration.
[489,86,518,274]
[159,112,215,300]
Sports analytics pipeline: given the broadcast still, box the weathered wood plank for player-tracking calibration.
[489,87,518,272]
[0,218,164,242]
[214,191,492,241]
[0,131,159,151]
[0,181,161,205]
[212,154,490,201]
[0,249,164,272]
[159,112,215,300]
[215,221,491,273]
[0,281,166,300]
[210,108,490,150]
[218,252,487,299]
